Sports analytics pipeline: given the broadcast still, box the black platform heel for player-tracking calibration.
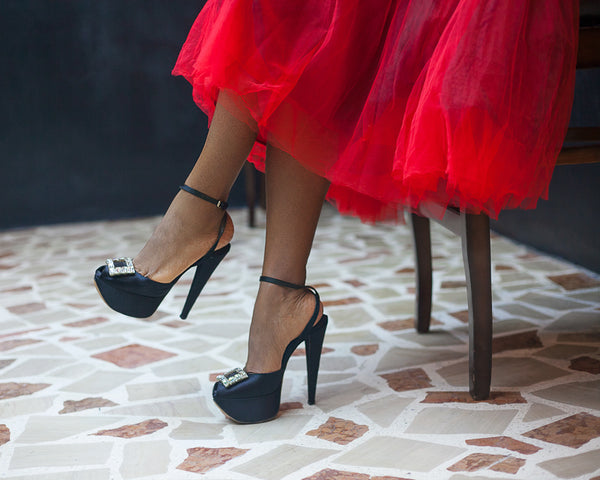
[212,275,328,423]
[94,185,230,319]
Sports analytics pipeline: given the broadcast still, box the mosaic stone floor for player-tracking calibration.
[0,206,599,480]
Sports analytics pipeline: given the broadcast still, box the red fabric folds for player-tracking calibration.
[172,0,578,222]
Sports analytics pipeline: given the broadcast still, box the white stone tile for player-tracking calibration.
[61,371,140,394]
[120,440,171,479]
[16,343,70,357]
[405,407,518,434]
[357,395,414,427]
[233,415,312,444]
[9,443,113,469]
[336,436,465,472]
[545,310,600,332]
[107,397,212,418]
[532,380,600,410]
[515,292,588,311]
[126,377,201,401]
[151,355,229,377]
[538,448,600,479]
[523,403,566,423]
[169,420,224,440]
[317,382,378,413]
[374,299,416,316]
[0,358,72,379]
[438,357,571,387]
[74,336,128,351]
[1,469,111,480]
[232,444,336,480]
[0,396,57,418]
[376,347,464,372]
[16,416,123,443]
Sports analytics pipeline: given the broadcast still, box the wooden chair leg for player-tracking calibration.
[460,213,493,400]
[411,214,432,333]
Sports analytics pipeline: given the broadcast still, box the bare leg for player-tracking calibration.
[245,145,330,373]
[134,93,257,282]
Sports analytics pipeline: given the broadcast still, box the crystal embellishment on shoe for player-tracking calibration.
[217,368,248,388]
[106,257,135,277]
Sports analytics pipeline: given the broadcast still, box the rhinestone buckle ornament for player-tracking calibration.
[217,367,248,388]
[106,257,135,277]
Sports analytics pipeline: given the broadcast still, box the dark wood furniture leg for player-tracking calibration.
[461,213,493,400]
[411,214,432,333]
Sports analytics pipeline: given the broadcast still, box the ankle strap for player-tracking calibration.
[259,276,305,289]
[180,185,228,210]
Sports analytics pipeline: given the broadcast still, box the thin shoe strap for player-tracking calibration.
[259,276,304,289]
[259,275,321,319]
[179,185,228,210]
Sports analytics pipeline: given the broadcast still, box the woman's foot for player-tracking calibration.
[133,188,233,283]
[245,280,324,374]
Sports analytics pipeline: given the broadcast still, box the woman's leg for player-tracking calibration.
[245,145,330,373]
[134,93,257,283]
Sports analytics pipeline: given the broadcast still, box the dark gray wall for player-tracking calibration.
[491,69,600,273]
[1,1,598,272]
[0,0,248,229]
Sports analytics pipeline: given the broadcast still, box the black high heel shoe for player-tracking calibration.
[94,185,230,319]
[212,275,328,423]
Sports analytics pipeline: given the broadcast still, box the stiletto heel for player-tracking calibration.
[94,185,230,319]
[305,315,328,405]
[212,275,328,423]
[179,243,230,319]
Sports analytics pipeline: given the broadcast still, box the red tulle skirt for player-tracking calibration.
[172,0,578,222]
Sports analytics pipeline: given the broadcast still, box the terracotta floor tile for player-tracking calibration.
[292,346,334,357]
[396,267,415,274]
[322,297,362,307]
[466,436,541,454]
[306,416,369,445]
[548,272,600,291]
[64,317,109,328]
[279,401,303,412]
[0,424,9,446]
[92,344,176,368]
[447,453,508,472]
[7,302,46,314]
[495,264,516,271]
[490,456,526,474]
[351,344,379,355]
[161,319,190,328]
[569,355,600,374]
[303,469,370,480]
[441,280,467,288]
[421,391,526,405]
[523,412,600,448]
[492,330,543,353]
[344,279,366,287]
[378,318,415,331]
[59,397,118,414]
[94,419,167,438]
[378,317,442,331]
[59,336,82,342]
[450,310,470,323]
[381,368,433,392]
[0,338,42,352]
[0,382,50,400]
[177,447,248,474]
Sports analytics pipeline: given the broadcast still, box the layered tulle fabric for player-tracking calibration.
[173,0,578,222]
